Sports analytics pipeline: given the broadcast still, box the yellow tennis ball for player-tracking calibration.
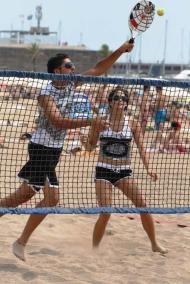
[157,8,165,16]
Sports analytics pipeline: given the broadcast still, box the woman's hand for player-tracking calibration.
[147,170,158,182]
[91,117,109,132]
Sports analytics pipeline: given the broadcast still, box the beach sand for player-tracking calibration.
[1,96,190,283]
[0,213,190,283]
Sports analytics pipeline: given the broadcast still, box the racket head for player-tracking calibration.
[128,0,155,38]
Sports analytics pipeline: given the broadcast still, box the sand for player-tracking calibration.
[0,213,190,283]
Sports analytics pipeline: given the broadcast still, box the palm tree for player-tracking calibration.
[99,44,112,76]
[28,43,41,71]
[99,44,112,58]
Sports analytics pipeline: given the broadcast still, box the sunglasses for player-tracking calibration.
[61,62,75,70]
[112,95,128,103]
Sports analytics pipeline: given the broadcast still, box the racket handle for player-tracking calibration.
[125,38,134,52]
[129,38,134,44]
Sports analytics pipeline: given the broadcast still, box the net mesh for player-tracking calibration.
[0,71,190,214]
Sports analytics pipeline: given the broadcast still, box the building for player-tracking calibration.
[111,62,185,78]
[0,27,58,45]
[0,6,58,45]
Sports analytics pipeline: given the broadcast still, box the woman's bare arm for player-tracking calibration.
[81,119,109,151]
[131,119,158,181]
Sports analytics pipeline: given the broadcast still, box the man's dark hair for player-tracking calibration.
[47,53,70,73]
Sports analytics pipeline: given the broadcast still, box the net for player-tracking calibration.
[0,71,190,214]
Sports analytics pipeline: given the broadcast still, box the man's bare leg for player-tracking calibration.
[12,186,59,261]
[0,182,35,217]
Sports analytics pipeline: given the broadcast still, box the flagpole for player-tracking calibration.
[162,19,168,77]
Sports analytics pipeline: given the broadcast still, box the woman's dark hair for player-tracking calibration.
[47,53,70,73]
[108,86,129,106]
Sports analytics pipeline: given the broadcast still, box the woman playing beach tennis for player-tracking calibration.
[83,86,167,254]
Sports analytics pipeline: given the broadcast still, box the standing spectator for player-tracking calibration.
[139,86,151,135]
[151,87,168,149]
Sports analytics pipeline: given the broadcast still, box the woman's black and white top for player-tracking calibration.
[99,116,133,161]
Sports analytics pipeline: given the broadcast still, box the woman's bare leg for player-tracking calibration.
[93,180,112,248]
[116,178,167,254]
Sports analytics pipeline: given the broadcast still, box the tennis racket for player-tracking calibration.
[128,0,155,45]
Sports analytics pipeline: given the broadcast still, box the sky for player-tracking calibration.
[0,0,189,64]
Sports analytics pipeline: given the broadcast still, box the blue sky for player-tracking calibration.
[0,0,189,64]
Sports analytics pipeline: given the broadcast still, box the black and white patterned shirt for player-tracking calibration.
[31,82,75,148]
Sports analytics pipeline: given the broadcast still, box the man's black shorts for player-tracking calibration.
[18,142,62,191]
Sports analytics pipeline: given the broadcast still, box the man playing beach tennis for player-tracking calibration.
[0,40,134,261]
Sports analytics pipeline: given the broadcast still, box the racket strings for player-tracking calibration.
[129,0,155,33]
